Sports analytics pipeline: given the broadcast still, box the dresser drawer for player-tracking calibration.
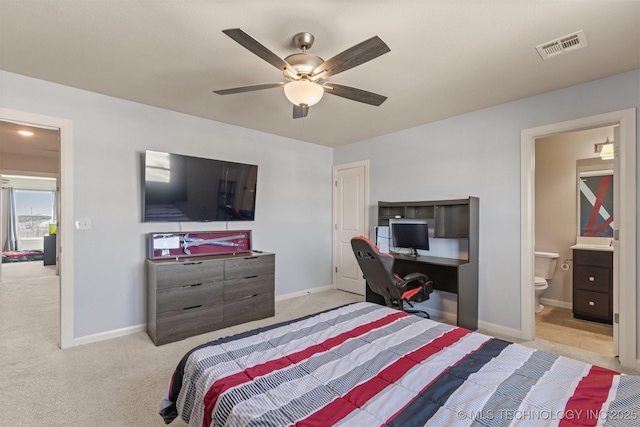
[574,266,610,293]
[574,290,611,321]
[155,259,223,289]
[224,293,274,327]
[225,254,275,280]
[224,274,274,301]
[157,281,223,313]
[156,303,223,345]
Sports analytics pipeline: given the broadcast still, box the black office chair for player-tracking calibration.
[351,236,433,318]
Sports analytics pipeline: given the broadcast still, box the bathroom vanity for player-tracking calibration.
[571,247,613,324]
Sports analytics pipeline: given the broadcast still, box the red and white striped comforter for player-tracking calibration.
[160,302,639,426]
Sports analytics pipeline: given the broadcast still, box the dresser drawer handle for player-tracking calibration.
[244,256,258,260]
[244,275,258,279]
[242,294,258,299]
[182,283,203,288]
[183,261,203,266]
[183,305,202,310]
[589,301,595,306]
[588,276,595,282]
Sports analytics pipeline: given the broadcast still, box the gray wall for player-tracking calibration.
[334,70,639,335]
[2,68,638,349]
[1,71,334,338]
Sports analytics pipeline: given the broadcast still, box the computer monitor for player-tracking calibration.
[391,221,430,256]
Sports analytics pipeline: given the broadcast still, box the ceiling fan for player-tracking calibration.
[213,29,390,119]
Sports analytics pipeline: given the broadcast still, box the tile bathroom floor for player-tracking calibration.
[535,305,614,357]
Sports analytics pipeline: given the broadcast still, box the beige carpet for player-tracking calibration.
[0,261,635,426]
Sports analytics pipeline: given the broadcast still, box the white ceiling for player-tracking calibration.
[1,1,638,148]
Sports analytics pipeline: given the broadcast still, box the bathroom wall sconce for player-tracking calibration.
[594,138,614,160]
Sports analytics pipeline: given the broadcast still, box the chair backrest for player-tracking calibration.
[351,236,403,303]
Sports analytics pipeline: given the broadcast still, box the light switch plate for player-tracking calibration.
[75,218,91,230]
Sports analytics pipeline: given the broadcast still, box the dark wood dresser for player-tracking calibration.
[146,251,275,345]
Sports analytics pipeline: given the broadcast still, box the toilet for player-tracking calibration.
[534,251,559,313]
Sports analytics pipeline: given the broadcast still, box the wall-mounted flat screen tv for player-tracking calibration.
[143,150,258,222]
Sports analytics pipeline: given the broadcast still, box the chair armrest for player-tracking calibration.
[398,273,433,303]
[401,272,428,283]
[396,272,427,294]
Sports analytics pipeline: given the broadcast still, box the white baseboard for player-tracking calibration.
[68,290,570,351]
[423,308,522,342]
[275,284,336,301]
[477,320,523,341]
[424,308,457,325]
[540,297,572,310]
[69,285,339,347]
[73,323,146,347]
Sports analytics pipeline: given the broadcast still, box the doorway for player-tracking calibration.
[520,108,637,370]
[0,108,74,349]
[533,126,615,357]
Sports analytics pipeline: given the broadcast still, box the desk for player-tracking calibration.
[366,253,478,330]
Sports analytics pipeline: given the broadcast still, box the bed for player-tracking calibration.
[160,302,639,426]
[2,249,44,263]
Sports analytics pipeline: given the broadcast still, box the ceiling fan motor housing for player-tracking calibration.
[283,53,324,80]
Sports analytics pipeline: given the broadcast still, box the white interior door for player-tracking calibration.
[333,161,368,295]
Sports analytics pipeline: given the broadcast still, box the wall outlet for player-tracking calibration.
[75,218,91,230]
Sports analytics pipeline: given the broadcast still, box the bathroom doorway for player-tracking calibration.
[534,126,614,357]
[520,108,637,371]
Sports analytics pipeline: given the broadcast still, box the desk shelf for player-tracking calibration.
[378,203,435,224]
[374,197,479,330]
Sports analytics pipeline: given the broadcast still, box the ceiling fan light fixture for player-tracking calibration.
[284,80,324,107]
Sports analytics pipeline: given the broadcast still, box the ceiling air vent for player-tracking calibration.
[536,30,587,60]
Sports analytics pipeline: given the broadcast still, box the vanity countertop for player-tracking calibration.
[570,243,614,252]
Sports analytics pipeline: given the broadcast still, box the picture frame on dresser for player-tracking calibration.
[147,230,252,260]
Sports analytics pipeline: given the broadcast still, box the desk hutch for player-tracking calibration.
[373,197,479,330]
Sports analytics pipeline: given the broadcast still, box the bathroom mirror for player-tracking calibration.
[576,158,614,238]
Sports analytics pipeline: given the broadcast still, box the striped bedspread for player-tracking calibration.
[160,302,639,426]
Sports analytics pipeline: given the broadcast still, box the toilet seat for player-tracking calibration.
[534,277,548,288]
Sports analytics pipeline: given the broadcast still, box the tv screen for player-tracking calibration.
[392,222,430,252]
[143,150,257,222]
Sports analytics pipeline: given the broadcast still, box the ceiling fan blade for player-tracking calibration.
[293,104,309,119]
[312,36,390,79]
[222,29,297,76]
[323,83,387,106]
[213,82,285,95]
